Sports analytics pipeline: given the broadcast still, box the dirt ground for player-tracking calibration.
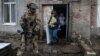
[91,37,100,56]
[22,41,84,56]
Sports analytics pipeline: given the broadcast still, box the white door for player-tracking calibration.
[43,6,53,44]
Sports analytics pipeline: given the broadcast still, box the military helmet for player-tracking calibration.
[27,3,37,10]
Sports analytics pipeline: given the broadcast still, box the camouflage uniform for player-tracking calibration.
[17,3,40,56]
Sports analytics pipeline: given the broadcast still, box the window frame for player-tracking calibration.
[2,0,16,25]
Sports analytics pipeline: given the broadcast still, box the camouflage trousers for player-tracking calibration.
[17,34,38,56]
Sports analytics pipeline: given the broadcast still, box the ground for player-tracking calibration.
[0,37,84,56]
[22,40,84,56]
[1,37,100,56]
[91,36,100,56]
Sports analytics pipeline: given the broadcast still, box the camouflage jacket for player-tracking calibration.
[20,12,40,37]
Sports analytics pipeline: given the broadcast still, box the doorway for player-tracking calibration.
[53,4,67,39]
[43,4,69,43]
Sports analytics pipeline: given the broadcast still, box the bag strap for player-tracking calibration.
[48,16,52,24]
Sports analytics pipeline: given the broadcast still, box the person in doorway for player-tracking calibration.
[59,13,66,38]
[48,11,60,45]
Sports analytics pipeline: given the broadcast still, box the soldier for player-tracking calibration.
[17,3,40,56]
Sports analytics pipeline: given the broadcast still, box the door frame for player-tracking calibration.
[42,4,70,41]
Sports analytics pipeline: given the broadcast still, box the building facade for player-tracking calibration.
[0,0,99,49]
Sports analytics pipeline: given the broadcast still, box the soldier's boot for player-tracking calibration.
[17,44,25,56]
[17,48,22,56]
[17,47,25,56]
[21,34,26,51]
[17,34,26,56]
[34,41,39,53]
[32,36,39,53]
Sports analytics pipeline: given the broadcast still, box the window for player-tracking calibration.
[97,0,100,27]
[2,0,16,25]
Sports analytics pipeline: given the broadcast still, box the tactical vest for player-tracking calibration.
[48,16,57,28]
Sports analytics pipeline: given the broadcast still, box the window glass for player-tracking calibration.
[4,4,10,23]
[11,4,16,22]
[4,0,14,2]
